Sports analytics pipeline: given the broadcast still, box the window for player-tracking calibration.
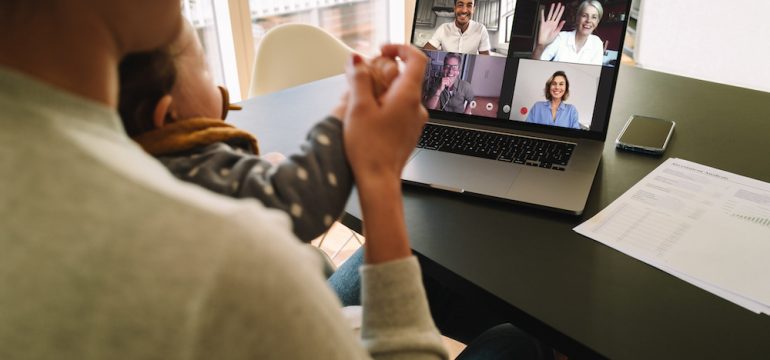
[182,0,226,89]
[181,0,390,102]
[499,0,516,47]
[249,0,388,58]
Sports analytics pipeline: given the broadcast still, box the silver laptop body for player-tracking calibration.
[402,119,603,215]
[404,0,633,215]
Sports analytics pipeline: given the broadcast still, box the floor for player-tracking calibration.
[310,222,468,359]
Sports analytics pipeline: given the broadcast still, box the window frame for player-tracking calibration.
[193,0,395,102]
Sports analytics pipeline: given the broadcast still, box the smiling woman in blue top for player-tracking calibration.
[526,70,581,129]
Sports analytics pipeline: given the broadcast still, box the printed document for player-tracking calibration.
[575,158,770,314]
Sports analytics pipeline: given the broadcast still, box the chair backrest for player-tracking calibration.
[248,23,356,98]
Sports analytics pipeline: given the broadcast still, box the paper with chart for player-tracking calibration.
[574,158,770,314]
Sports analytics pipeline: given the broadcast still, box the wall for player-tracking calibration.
[468,56,507,97]
[637,0,770,93]
[406,0,416,42]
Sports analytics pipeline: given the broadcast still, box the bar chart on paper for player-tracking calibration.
[723,189,770,228]
[731,213,770,227]
[723,189,770,230]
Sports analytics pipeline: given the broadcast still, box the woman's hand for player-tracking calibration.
[369,56,399,98]
[537,2,565,47]
[331,55,398,119]
[343,44,428,182]
[341,44,429,264]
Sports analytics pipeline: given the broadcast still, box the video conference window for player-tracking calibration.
[510,58,600,130]
[509,0,629,67]
[422,51,506,118]
[412,0,510,56]
[411,1,630,133]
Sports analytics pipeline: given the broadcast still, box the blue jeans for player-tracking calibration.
[327,246,362,307]
[328,248,554,360]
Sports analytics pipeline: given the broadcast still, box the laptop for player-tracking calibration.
[404,0,633,215]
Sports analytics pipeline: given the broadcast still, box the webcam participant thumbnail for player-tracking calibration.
[534,1,605,65]
[421,0,491,55]
[422,51,506,118]
[510,58,600,130]
[506,0,629,66]
[423,52,474,114]
[528,70,579,128]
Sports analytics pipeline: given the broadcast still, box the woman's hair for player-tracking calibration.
[544,70,569,101]
[0,1,37,22]
[118,49,177,137]
[577,0,604,22]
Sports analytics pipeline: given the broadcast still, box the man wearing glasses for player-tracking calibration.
[423,52,475,114]
[423,0,491,55]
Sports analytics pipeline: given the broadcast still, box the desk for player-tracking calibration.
[228,65,770,359]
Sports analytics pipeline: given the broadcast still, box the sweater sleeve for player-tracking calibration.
[191,210,448,360]
[158,116,353,242]
[361,257,449,359]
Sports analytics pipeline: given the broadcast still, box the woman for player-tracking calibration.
[533,1,605,65]
[526,70,581,129]
[0,0,447,358]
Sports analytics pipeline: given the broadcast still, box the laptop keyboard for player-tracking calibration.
[416,123,575,171]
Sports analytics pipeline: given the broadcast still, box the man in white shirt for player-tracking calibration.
[423,0,491,55]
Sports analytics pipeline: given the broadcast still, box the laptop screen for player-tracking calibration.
[411,0,633,140]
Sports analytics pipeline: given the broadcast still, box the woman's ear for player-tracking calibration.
[152,95,174,129]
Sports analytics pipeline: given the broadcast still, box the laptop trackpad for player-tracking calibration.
[403,151,520,195]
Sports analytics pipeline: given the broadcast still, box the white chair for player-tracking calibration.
[248,23,358,98]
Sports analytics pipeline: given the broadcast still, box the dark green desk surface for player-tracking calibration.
[229,65,770,359]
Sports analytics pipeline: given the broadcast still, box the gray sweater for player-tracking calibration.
[0,67,448,359]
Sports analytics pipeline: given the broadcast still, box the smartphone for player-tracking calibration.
[615,115,675,155]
